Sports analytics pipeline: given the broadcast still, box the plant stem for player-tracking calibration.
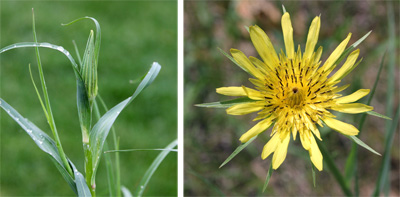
[316,140,353,196]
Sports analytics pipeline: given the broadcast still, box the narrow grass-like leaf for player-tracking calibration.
[121,186,133,197]
[135,139,177,197]
[366,111,391,120]
[218,47,252,76]
[262,163,273,192]
[32,9,73,177]
[89,62,161,181]
[220,136,257,168]
[195,97,255,108]
[316,139,353,196]
[75,168,92,197]
[72,40,82,68]
[348,136,380,156]
[0,98,88,194]
[373,104,399,196]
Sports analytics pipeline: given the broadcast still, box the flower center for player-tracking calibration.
[287,86,304,108]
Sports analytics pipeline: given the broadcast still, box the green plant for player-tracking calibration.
[0,10,176,196]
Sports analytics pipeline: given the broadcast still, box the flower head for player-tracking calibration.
[217,12,373,171]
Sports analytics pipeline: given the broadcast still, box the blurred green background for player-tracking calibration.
[185,1,399,196]
[1,1,177,196]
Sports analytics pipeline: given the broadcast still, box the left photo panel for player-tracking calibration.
[0,1,177,196]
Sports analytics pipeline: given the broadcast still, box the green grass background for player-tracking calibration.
[0,1,177,196]
[184,1,399,196]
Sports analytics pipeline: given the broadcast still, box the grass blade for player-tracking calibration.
[195,97,255,108]
[89,62,161,182]
[0,98,89,194]
[219,136,257,168]
[135,139,177,197]
[373,104,399,196]
[32,9,73,177]
[262,163,273,192]
[75,168,92,197]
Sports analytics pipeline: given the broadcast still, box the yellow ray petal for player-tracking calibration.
[335,89,370,104]
[323,117,359,136]
[329,49,360,83]
[239,116,275,143]
[226,102,264,115]
[322,33,352,71]
[282,12,295,59]
[242,86,264,100]
[216,86,247,96]
[331,103,373,114]
[299,130,311,150]
[261,132,280,159]
[304,16,321,60]
[217,86,258,96]
[249,25,279,69]
[309,136,323,171]
[230,49,264,79]
[272,132,291,169]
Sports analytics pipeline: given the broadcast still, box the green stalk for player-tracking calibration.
[32,9,73,177]
[316,140,353,196]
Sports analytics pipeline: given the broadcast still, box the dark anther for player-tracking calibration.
[292,87,298,93]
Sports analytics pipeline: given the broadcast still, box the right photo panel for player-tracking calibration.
[185,1,399,196]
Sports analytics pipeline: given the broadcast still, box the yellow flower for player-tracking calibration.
[217,12,373,171]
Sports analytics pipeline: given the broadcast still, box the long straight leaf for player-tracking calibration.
[0,98,91,194]
[135,139,177,197]
[89,62,161,181]
[373,104,399,196]
[219,136,257,168]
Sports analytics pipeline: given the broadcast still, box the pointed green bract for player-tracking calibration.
[333,31,371,67]
[262,163,273,192]
[366,111,392,120]
[195,97,256,108]
[219,136,257,168]
[135,139,177,197]
[348,136,380,156]
[217,47,253,76]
